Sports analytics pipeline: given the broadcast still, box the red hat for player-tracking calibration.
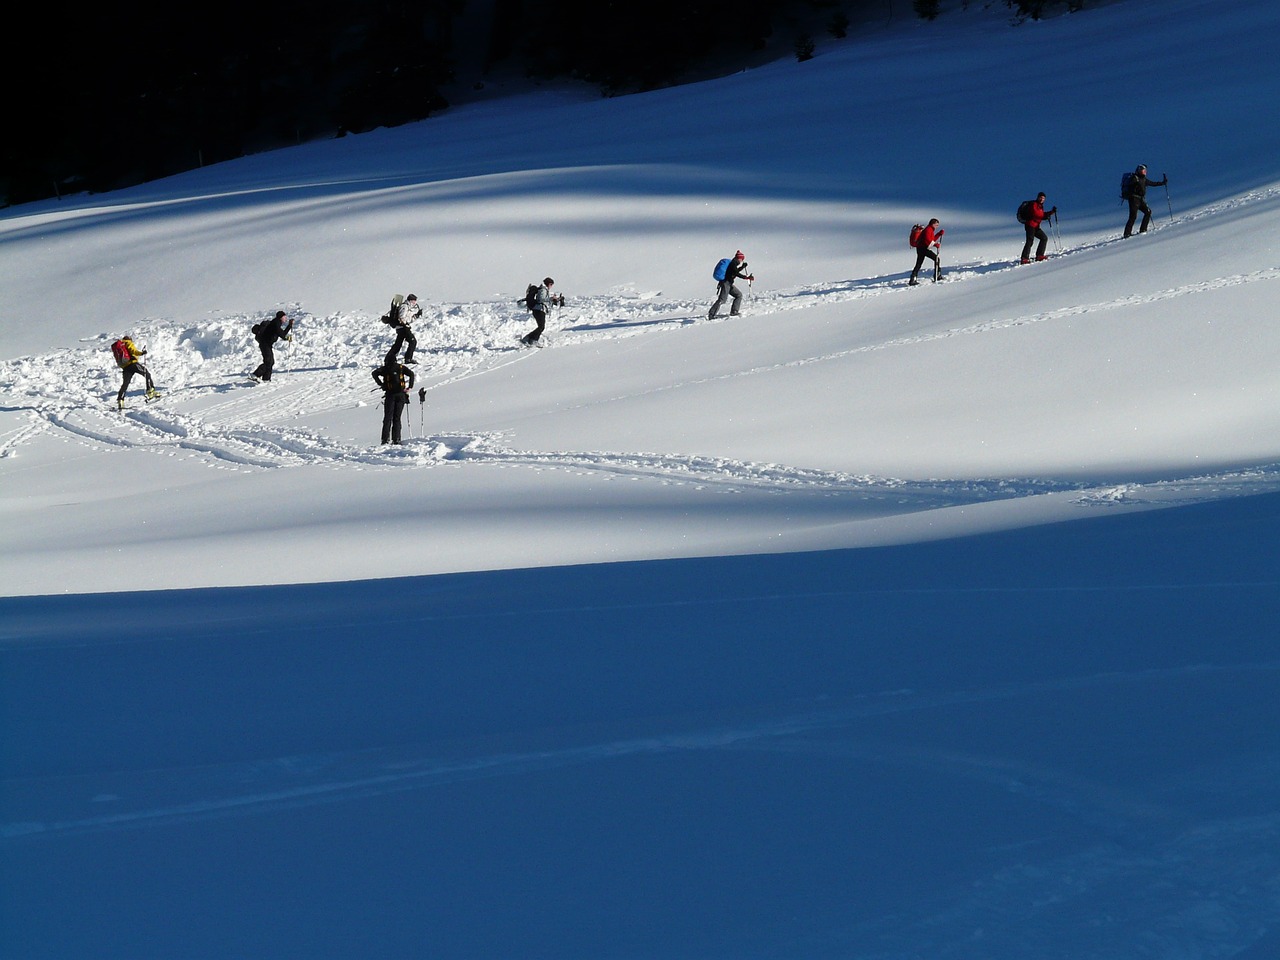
[734,250,745,259]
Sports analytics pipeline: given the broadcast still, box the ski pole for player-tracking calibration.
[418,386,426,436]
[1164,174,1173,222]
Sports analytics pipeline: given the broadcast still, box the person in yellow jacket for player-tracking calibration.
[111,336,157,409]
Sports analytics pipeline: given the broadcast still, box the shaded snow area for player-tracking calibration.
[2,0,1280,956]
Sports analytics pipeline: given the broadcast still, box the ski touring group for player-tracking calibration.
[109,163,1170,434]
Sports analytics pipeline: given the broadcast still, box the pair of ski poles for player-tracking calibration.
[398,388,428,441]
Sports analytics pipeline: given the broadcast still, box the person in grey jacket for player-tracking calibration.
[521,278,564,346]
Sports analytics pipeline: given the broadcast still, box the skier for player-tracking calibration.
[708,251,754,319]
[251,311,293,382]
[372,356,416,445]
[112,335,158,409]
[909,219,944,285]
[520,278,563,346]
[1020,193,1057,264]
[1122,164,1168,238]
[386,293,420,365]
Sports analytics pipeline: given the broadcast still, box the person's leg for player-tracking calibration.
[708,282,729,318]
[391,394,406,443]
[403,329,417,363]
[381,395,394,444]
[1138,200,1153,233]
[1035,227,1048,259]
[1021,225,1035,262]
[525,309,546,343]
[118,365,135,403]
[729,283,743,316]
[257,341,275,380]
[1124,196,1140,237]
[910,247,927,282]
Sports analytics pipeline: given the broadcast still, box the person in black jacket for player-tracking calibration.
[251,311,293,382]
[373,358,416,444]
[708,251,754,319]
[1123,164,1168,238]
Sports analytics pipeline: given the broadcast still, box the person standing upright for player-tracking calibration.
[1122,164,1168,238]
[387,294,421,365]
[251,311,293,382]
[909,219,944,285]
[708,251,754,319]
[111,335,158,409]
[372,356,416,445]
[521,278,563,346]
[1019,192,1057,264]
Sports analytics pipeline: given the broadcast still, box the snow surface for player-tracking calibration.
[2,0,1280,956]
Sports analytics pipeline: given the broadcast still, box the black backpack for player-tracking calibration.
[1016,200,1034,224]
[1120,171,1135,200]
[522,284,539,311]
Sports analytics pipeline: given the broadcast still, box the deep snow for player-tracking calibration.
[2,0,1280,956]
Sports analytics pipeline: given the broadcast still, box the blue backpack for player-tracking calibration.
[1120,171,1135,200]
[712,258,732,281]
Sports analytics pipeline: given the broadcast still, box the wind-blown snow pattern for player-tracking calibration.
[3,0,1280,956]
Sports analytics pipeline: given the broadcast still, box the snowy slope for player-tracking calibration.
[3,1,1280,957]
[2,0,1279,595]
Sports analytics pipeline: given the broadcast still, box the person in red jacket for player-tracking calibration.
[1020,192,1057,264]
[909,219,944,285]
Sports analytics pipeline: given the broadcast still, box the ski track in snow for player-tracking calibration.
[6,659,1277,840]
[4,199,1280,507]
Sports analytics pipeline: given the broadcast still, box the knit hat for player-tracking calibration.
[406,294,417,301]
[734,250,745,259]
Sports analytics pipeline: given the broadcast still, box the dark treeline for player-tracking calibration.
[2,0,1082,206]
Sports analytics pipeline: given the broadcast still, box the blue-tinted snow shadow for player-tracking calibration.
[3,493,1280,958]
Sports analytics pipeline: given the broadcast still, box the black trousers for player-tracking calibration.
[1021,224,1048,261]
[523,309,547,343]
[117,362,154,401]
[389,325,417,362]
[253,340,275,380]
[382,391,408,444]
[1124,196,1152,237]
[911,246,939,281]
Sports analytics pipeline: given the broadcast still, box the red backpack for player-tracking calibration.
[110,339,132,367]
[909,224,924,248]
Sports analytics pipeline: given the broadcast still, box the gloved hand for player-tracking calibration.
[286,334,293,342]
[747,275,756,282]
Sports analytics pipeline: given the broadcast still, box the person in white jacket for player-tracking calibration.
[386,294,421,365]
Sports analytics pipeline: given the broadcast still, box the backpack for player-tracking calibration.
[712,258,732,281]
[110,339,132,367]
[1016,200,1034,224]
[522,284,539,311]
[381,293,404,326]
[381,364,407,392]
[909,224,924,247]
[1120,171,1135,200]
